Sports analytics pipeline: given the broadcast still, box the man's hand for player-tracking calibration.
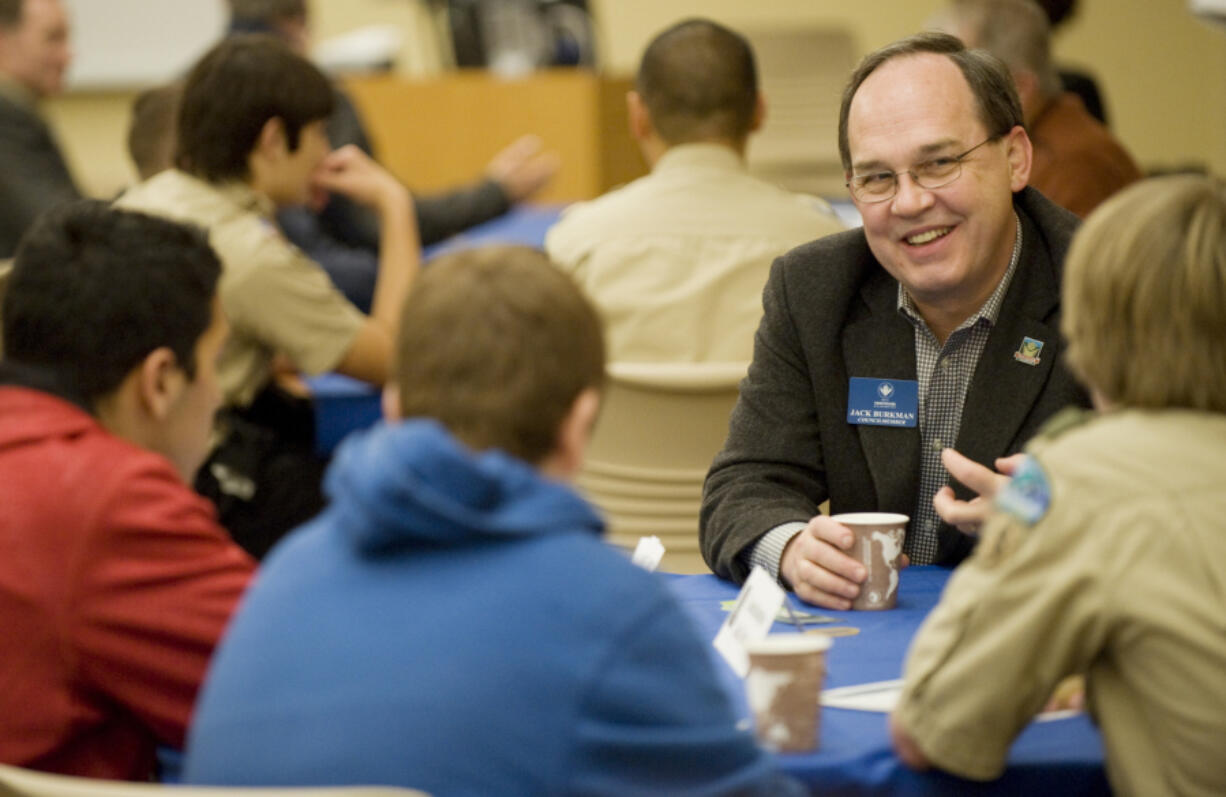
[932,449,1026,534]
[889,713,931,771]
[780,515,909,610]
[485,135,560,203]
[312,145,412,218]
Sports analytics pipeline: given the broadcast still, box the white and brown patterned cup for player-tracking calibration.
[831,512,908,610]
[744,634,832,753]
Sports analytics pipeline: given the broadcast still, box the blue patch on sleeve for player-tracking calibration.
[995,455,1051,526]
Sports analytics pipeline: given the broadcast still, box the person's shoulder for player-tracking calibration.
[0,95,43,137]
[86,426,201,497]
[1016,186,1080,263]
[14,403,212,523]
[551,175,656,229]
[733,177,847,234]
[769,225,876,294]
[544,178,657,265]
[523,532,685,620]
[1011,410,1224,531]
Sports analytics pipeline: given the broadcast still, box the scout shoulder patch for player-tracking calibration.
[994,454,1051,526]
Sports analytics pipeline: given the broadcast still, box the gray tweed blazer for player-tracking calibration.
[701,187,1091,580]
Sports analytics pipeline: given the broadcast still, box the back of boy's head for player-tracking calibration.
[1062,174,1226,413]
[393,246,605,465]
[175,34,333,183]
[2,200,221,408]
[128,81,181,181]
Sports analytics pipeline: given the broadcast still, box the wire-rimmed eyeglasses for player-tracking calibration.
[846,135,1001,203]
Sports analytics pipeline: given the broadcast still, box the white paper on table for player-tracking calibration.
[712,566,786,678]
[630,535,665,572]
[820,679,905,712]
[820,678,1082,722]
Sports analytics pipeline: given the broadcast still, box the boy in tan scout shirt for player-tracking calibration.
[890,174,1226,797]
[118,35,418,558]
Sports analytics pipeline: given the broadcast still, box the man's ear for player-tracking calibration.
[749,92,766,133]
[1003,123,1033,192]
[135,347,185,421]
[255,116,289,161]
[552,387,601,479]
[626,90,652,142]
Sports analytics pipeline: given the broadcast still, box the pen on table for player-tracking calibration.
[783,601,806,633]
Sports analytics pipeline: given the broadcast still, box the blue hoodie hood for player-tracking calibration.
[323,419,604,554]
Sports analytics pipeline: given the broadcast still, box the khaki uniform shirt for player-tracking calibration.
[895,408,1226,796]
[545,143,844,362]
[117,171,364,408]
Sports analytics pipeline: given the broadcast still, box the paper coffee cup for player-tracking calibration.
[744,634,832,753]
[831,512,908,610]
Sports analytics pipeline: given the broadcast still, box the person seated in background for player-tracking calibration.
[118,35,419,559]
[126,81,180,182]
[1034,0,1109,125]
[225,0,559,311]
[0,0,78,259]
[891,174,1226,796]
[183,246,802,797]
[0,201,255,780]
[545,17,843,363]
[931,0,1141,218]
[700,32,1089,608]
[122,78,390,315]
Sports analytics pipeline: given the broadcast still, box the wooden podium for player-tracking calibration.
[343,69,647,203]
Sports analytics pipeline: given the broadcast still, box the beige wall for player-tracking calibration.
[43,0,1226,198]
[42,90,139,199]
[586,0,1226,176]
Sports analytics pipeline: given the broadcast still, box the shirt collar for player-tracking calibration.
[0,75,38,111]
[897,211,1023,331]
[202,175,278,219]
[652,142,747,175]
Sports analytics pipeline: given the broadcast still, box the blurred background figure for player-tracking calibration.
[546,18,843,363]
[931,0,1141,217]
[0,0,77,258]
[125,80,179,181]
[1034,0,1107,125]
[226,0,559,311]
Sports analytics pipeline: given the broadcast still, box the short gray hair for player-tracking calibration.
[931,0,1063,99]
[226,0,305,25]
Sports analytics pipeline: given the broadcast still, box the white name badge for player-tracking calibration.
[712,566,786,677]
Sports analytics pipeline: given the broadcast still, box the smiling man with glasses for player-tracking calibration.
[700,31,1091,609]
[846,135,999,203]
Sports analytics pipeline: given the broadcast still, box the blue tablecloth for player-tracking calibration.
[422,203,564,261]
[307,204,566,455]
[665,567,1111,796]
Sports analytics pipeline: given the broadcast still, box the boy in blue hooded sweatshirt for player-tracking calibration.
[184,245,799,796]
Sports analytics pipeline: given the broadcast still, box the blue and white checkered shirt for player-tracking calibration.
[901,214,1022,563]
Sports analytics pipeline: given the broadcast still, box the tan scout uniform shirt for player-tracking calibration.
[896,409,1226,797]
[117,171,364,408]
[545,143,844,363]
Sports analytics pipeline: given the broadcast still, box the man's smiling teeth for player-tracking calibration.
[906,227,952,245]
